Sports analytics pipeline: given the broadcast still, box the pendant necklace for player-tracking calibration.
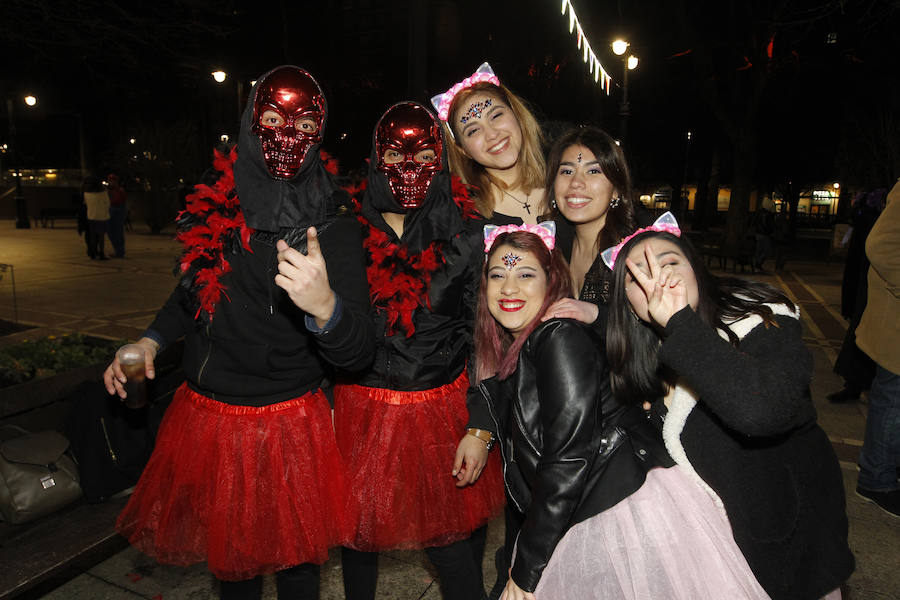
[497,185,531,215]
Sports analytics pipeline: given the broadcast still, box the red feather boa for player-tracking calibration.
[176,148,252,320]
[176,149,340,320]
[356,177,477,337]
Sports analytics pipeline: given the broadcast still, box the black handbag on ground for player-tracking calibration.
[64,381,155,503]
[0,425,83,524]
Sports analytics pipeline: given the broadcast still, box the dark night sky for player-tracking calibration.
[2,0,899,190]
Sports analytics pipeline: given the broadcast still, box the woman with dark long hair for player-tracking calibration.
[540,126,646,326]
[468,224,770,600]
[606,213,854,600]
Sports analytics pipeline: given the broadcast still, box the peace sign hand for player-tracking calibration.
[624,240,688,329]
[275,227,337,327]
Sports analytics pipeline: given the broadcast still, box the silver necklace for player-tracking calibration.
[496,186,532,215]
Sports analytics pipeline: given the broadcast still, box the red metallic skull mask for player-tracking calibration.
[252,66,326,179]
[375,102,443,209]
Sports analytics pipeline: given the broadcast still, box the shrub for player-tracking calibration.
[0,334,124,388]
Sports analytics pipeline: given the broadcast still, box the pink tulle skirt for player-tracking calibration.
[117,384,352,581]
[334,373,506,551]
[525,466,771,600]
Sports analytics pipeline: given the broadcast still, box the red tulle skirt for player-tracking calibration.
[116,384,351,581]
[334,372,506,552]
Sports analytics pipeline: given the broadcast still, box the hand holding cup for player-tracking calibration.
[103,337,159,406]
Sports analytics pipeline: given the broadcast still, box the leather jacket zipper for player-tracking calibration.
[480,382,525,513]
[99,417,118,465]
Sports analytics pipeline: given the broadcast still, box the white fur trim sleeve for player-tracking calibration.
[662,383,725,509]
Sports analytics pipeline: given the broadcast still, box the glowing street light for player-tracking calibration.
[212,70,227,83]
[6,94,40,228]
[611,40,639,143]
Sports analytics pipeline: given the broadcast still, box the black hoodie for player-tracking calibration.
[352,106,484,391]
[145,66,374,405]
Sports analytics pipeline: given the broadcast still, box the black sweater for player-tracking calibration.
[660,307,854,600]
[147,213,374,406]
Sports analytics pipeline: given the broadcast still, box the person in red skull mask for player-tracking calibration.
[335,101,506,600]
[103,66,374,600]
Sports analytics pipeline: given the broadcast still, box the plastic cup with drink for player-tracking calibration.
[116,344,148,409]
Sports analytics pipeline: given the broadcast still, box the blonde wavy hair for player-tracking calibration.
[443,82,546,218]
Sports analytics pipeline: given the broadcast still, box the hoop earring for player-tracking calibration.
[610,196,621,209]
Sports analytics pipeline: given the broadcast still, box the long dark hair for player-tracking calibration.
[607,230,794,403]
[474,231,572,382]
[544,126,637,253]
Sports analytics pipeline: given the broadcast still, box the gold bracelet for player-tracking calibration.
[466,428,495,451]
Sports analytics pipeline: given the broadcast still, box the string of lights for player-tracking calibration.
[560,0,613,93]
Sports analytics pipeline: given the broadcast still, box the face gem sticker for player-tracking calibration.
[577,152,583,163]
[502,252,522,270]
[460,99,493,124]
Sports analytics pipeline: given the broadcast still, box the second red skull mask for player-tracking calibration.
[375,102,443,210]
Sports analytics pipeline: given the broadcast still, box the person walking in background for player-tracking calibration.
[83,175,110,260]
[828,189,884,403]
[854,178,900,517]
[107,173,127,258]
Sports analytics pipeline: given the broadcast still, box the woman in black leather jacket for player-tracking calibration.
[468,225,770,600]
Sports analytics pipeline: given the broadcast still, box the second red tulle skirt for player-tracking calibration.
[116,384,352,581]
[334,372,506,552]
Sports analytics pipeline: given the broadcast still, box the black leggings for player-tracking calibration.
[489,503,525,599]
[342,526,489,600]
[218,563,320,600]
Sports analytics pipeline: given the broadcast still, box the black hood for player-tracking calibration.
[233,65,339,232]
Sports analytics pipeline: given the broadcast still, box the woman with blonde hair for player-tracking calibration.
[432,62,546,225]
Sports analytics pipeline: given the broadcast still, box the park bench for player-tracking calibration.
[0,344,183,598]
[685,230,758,274]
[37,208,78,229]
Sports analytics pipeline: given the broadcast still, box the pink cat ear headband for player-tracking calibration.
[431,62,500,133]
[600,211,681,270]
[483,221,557,253]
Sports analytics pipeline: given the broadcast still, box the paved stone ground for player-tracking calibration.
[1,221,897,599]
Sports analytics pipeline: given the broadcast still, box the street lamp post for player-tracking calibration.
[611,40,638,144]
[212,69,243,133]
[6,96,34,229]
[680,130,693,217]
